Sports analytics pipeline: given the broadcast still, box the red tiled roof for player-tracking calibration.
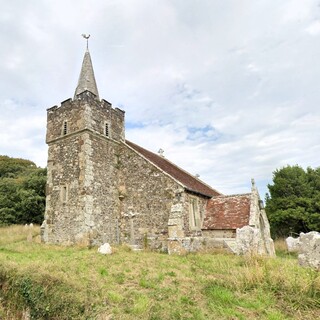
[203,194,251,230]
[125,140,221,197]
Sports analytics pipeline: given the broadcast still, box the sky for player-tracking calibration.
[0,0,320,197]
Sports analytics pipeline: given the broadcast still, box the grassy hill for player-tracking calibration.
[0,226,319,319]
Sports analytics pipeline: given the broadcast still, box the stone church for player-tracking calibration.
[41,46,275,255]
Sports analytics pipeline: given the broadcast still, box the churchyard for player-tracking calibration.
[0,225,319,319]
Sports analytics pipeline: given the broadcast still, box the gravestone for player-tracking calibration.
[98,243,112,255]
[298,231,320,271]
[285,236,301,252]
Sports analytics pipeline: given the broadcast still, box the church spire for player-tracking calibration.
[74,34,100,100]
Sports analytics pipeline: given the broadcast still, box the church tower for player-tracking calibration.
[41,44,125,245]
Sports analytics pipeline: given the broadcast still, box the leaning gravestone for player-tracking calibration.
[298,231,320,271]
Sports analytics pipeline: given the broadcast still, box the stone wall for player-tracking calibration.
[85,134,121,245]
[167,191,211,254]
[43,134,85,244]
[46,99,83,143]
[46,91,125,144]
[87,98,125,142]
[202,229,236,238]
[42,92,125,245]
[118,143,183,250]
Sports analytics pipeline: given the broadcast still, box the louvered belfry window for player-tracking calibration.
[105,123,109,137]
[63,121,68,135]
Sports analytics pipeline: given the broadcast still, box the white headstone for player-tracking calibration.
[298,231,320,270]
[98,243,112,255]
[285,236,301,252]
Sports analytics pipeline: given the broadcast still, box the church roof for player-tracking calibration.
[202,194,251,230]
[74,49,100,100]
[125,140,221,197]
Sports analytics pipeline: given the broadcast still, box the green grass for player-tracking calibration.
[0,226,319,319]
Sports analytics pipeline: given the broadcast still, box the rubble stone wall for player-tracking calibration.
[118,143,184,250]
[202,229,236,238]
[43,134,85,244]
[86,135,121,245]
[42,93,126,245]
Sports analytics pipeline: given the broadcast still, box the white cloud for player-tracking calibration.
[0,99,47,166]
[0,0,320,197]
[306,21,320,35]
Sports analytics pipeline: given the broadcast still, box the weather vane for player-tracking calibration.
[81,34,90,50]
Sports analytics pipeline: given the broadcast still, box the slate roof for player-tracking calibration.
[203,194,251,230]
[125,140,221,197]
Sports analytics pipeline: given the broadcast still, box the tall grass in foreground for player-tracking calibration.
[0,225,319,320]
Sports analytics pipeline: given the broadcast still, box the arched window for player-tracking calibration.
[189,197,200,229]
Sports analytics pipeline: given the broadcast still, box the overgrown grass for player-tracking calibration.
[274,238,298,259]
[0,224,40,245]
[0,226,319,319]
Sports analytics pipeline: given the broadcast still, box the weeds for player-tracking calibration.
[0,226,319,319]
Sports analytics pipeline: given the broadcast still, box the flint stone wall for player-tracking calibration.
[43,133,88,244]
[202,229,236,238]
[119,143,185,250]
[42,93,125,245]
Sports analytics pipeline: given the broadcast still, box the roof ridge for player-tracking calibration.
[212,193,251,199]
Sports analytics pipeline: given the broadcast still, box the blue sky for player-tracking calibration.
[1,0,320,198]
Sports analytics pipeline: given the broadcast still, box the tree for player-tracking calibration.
[0,156,46,225]
[0,155,36,178]
[266,165,320,237]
